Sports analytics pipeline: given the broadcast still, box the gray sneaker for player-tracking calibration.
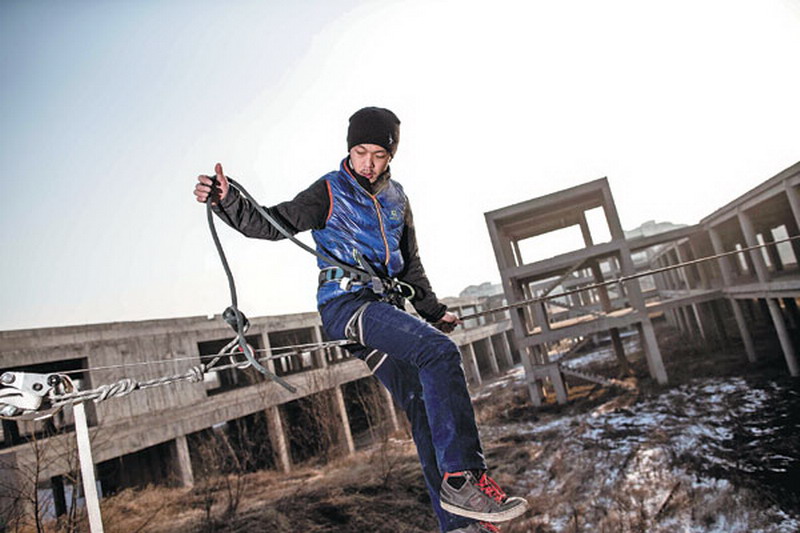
[449,521,501,532]
[440,471,528,523]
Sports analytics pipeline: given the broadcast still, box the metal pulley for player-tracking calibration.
[0,371,72,420]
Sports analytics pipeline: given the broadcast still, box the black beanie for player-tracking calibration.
[347,107,401,156]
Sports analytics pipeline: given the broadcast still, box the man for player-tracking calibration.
[194,107,527,532]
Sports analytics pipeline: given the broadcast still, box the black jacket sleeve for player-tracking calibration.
[397,202,448,322]
[212,178,329,239]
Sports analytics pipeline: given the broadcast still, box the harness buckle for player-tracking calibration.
[370,277,385,294]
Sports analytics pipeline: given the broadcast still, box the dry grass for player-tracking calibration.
[97,438,438,533]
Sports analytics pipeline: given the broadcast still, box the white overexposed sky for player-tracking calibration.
[1,0,799,331]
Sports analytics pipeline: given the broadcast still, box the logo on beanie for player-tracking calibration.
[388,134,394,145]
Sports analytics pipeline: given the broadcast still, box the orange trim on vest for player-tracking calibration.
[325,180,334,222]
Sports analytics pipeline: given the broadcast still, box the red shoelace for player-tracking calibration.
[479,521,501,532]
[476,473,507,503]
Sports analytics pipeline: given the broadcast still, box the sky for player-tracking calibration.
[1,0,799,331]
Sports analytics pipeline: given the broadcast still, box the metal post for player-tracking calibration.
[74,402,104,533]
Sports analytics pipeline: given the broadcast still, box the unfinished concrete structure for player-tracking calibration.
[650,161,800,377]
[0,295,514,519]
[485,178,668,405]
[485,162,800,405]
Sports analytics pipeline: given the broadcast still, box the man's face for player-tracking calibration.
[349,143,391,182]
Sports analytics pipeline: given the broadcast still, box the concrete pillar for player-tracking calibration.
[170,435,194,487]
[766,299,800,376]
[512,239,523,267]
[532,301,550,334]
[709,226,757,361]
[484,338,501,376]
[547,365,569,405]
[675,246,708,340]
[265,405,291,473]
[610,328,631,376]
[665,308,677,329]
[653,262,669,293]
[763,232,784,272]
[707,300,729,347]
[532,343,548,366]
[312,326,328,369]
[784,298,800,331]
[740,210,799,375]
[691,305,708,340]
[666,252,681,289]
[730,299,757,362]
[499,332,515,369]
[261,334,277,376]
[637,320,668,384]
[462,342,482,386]
[578,211,593,247]
[508,332,521,364]
[332,386,355,455]
[784,181,800,235]
[378,384,399,433]
[518,346,543,405]
[675,306,689,335]
[777,194,800,265]
[589,261,613,310]
[688,240,711,289]
[619,252,647,312]
[738,211,771,281]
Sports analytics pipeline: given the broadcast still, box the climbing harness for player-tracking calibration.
[318,265,415,308]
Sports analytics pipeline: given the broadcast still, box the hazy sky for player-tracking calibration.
[2,0,799,331]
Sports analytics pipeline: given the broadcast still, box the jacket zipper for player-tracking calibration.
[370,196,391,266]
[343,160,391,267]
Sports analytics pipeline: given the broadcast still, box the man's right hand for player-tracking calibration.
[194,162,230,204]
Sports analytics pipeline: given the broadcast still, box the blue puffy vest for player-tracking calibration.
[313,159,407,307]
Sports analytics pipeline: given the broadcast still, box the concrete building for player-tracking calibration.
[0,296,514,520]
[484,161,800,405]
[650,161,800,376]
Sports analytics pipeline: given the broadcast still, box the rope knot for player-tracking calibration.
[95,378,137,402]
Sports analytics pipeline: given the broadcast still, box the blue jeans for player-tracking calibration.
[320,290,486,532]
